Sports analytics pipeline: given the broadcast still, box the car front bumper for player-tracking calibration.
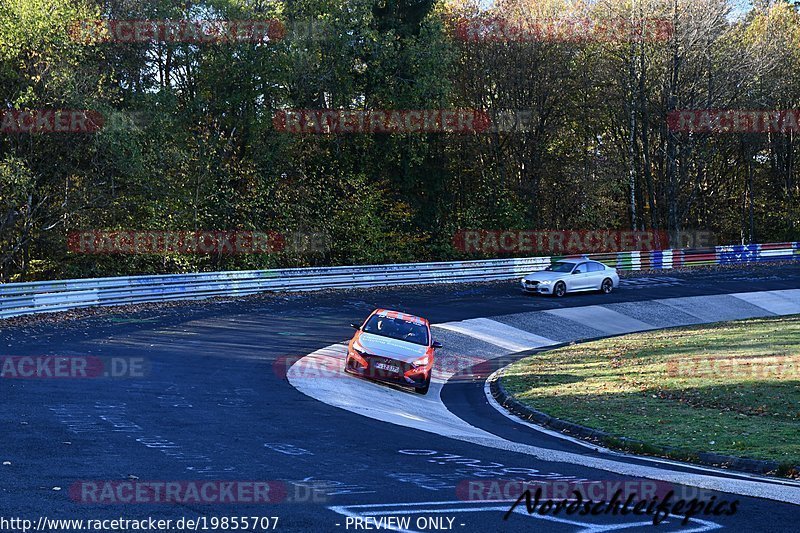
[346,354,429,387]
[521,280,551,294]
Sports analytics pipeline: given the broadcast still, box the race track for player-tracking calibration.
[2,264,799,532]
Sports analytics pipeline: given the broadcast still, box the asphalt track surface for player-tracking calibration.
[1,264,800,532]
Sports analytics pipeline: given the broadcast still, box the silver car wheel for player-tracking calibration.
[554,281,566,297]
[601,278,613,294]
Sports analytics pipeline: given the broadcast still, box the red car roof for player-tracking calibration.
[373,308,428,325]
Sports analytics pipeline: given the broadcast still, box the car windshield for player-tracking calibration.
[362,315,429,346]
[544,262,576,273]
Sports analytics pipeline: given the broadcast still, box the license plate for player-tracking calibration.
[374,362,400,373]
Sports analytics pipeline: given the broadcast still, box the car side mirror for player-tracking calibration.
[572,271,581,275]
[350,323,361,330]
[432,341,443,349]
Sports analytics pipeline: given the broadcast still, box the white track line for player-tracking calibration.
[434,318,556,352]
[544,306,655,335]
[730,291,800,315]
[654,295,775,322]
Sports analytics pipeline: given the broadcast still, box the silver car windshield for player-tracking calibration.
[363,315,429,346]
[544,262,575,273]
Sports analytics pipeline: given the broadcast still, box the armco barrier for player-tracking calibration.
[0,242,797,319]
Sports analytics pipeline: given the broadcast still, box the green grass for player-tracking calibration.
[501,316,800,472]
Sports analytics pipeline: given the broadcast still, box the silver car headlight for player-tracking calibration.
[539,280,553,285]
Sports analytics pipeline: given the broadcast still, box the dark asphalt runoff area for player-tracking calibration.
[1,264,799,532]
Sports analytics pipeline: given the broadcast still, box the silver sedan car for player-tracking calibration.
[521,258,619,297]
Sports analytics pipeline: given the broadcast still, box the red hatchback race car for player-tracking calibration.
[344,309,442,395]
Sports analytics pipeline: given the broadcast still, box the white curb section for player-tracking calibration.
[435,318,557,351]
[288,289,800,505]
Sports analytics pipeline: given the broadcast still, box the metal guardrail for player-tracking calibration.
[1,242,797,319]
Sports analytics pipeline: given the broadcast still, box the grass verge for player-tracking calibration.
[501,315,800,473]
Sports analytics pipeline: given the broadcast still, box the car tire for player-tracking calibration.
[553,281,566,297]
[414,376,431,395]
[601,278,613,294]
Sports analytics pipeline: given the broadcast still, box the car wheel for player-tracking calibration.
[414,376,431,395]
[553,281,566,297]
[601,278,613,294]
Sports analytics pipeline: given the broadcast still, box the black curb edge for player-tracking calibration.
[489,369,799,477]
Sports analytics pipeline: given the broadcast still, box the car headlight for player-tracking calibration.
[412,355,430,368]
[539,280,553,285]
[352,341,366,355]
